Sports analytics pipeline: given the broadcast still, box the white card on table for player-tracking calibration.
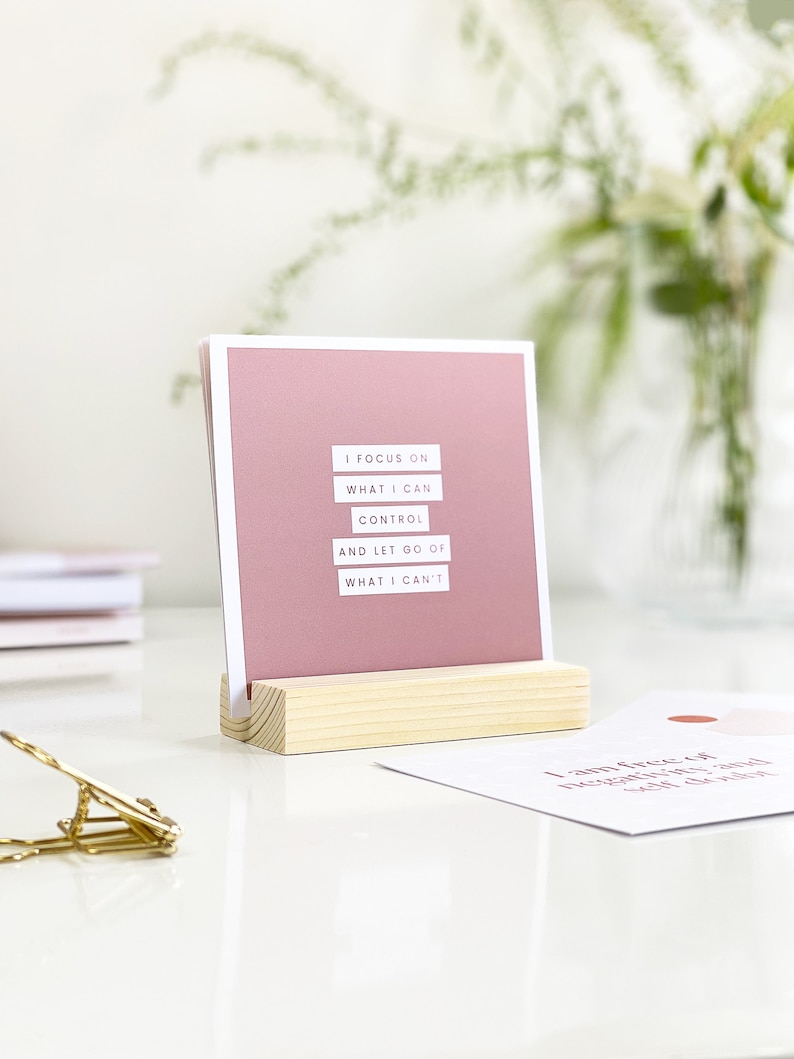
[377,692,794,835]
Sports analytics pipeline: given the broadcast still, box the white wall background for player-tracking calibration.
[0,0,773,604]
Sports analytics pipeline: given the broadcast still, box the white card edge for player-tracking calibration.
[209,336,248,718]
[521,344,553,660]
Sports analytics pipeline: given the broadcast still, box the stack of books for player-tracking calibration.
[0,550,159,649]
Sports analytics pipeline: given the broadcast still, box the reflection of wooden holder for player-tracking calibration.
[220,661,589,755]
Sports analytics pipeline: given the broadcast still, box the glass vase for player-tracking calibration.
[590,307,794,624]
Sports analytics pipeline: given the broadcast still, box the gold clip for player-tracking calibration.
[0,731,182,863]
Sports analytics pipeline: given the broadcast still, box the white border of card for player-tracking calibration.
[200,335,552,719]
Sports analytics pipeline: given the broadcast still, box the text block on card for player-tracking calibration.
[351,505,430,533]
[332,444,441,472]
[338,565,450,596]
[333,475,443,502]
[334,535,451,566]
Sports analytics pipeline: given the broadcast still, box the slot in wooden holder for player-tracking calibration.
[220,660,589,754]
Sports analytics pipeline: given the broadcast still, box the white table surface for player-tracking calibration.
[0,597,793,1059]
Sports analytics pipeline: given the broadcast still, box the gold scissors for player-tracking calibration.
[0,731,182,863]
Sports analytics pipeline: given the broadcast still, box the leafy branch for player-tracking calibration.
[160,1,794,583]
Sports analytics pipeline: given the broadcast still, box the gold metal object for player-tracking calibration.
[0,731,182,863]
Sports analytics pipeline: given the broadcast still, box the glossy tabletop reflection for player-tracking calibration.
[0,600,793,1059]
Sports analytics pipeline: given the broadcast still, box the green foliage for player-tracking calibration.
[160,0,794,579]
[154,30,380,149]
[592,0,696,92]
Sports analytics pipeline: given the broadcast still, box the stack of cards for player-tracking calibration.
[200,336,553,717]
[0,550,158,649]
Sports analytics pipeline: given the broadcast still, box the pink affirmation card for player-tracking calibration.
[202,336,552,717]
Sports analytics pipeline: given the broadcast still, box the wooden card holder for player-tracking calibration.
[220,660,589,754]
